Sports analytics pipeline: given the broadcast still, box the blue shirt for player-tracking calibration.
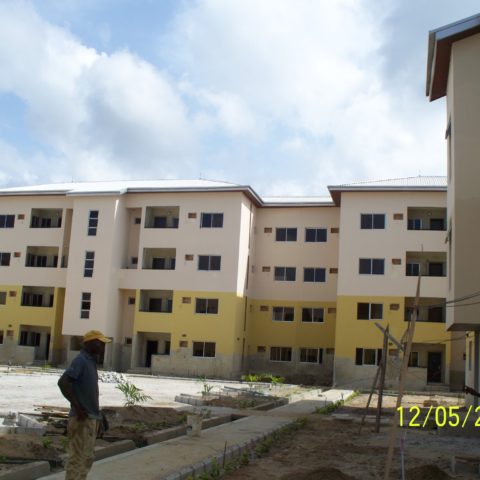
[64,349,101,420]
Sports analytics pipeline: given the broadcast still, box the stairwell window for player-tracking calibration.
[87,210,99,236]
[84,251,95,277]
[359,258,384,275]
[200,213,224,228]
[80,292,91,319]
[198,255,221,271]
[361,214,385,229]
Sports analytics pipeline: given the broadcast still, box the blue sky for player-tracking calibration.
[0,0,478,195]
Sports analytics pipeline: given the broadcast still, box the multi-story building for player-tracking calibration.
[426,13,480,401]
[0,177,461,389]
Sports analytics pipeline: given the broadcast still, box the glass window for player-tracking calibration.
[305,228,327,242]
[276,228,297,241]
[201,213,224,228]
[84,251,95,277]
[274,267,296,281]
[87,210,99,236]
[361,214,385,229]
[0,215,15,228]
[198,255,221,271]
[303,268,326,282]
[301,308,324,323]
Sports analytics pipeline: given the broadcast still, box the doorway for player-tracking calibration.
[427,352,442,383]
[145,340,158,367]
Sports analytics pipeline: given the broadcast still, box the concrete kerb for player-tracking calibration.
[0,461,50,480]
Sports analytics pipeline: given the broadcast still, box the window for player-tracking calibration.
[361,214,385,229]
[428,262,444,277]
[195,298,219,314]
[84,251,95,278]
[408,218,422,230]
[274,266,296,281]
[87,210,99,236]
[0,331,3,344]
[272,307,294,322]
[80,292,91,319]
[128,297,135,305]
[19,331,41,347]
[305,228,327,242]
[428,306,445,323]
[0,252,11,266]
[275,228,297,242]
[0,215,15,228]
[359,258,384,275]
[304,268,326,282]
[302,308,324,323]
[198,255,221,271]
[406,263,420,276]
[200,213,224,228]
[357,303,383,320]
[300,348,323,364]
[0,292,6,305]
[270,346,292,362]
[192,341,216,357]
[355,348,382,366]
[430,218,445,231]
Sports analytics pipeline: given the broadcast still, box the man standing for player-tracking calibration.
[58,330,111,480]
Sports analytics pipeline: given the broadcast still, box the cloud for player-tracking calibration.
[0,1,195,183]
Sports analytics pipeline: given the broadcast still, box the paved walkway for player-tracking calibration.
[40,389,352,480]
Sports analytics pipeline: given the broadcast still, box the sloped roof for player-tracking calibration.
[426,13,480,101]
[328,176,447,205]
[262,196,334,207]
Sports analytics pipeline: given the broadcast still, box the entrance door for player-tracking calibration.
[427,352,442,383]
[145,340,158,367]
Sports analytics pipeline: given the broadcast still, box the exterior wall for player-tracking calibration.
[335,191,452,389]
[446,33,480,331]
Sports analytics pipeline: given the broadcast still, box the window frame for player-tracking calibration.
[0,252,11,266]
[192,341,216,358]
[272,306,295,322]
[275,227,297,242]
[357,302,383,320]
[80,292,91,319]
[195,298,219,314]
[301,307,324,323]
[303,267,326,283]
[305,228,327,243]
[359,258,385,275]
[200,213,224,228]
[83,251,95,278]
[355,347,382,366]
[406,262,420,276]
[360,213,386,230]
[299,347,323,364]
[274,266,296,281]
[198,255,221,271]
[87,210,99,236]
[270,346,292,362]
[0,215,15,228]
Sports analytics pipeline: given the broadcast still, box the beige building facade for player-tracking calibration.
[0,178,459,389]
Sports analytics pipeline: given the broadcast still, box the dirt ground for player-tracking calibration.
[222,393,480,480]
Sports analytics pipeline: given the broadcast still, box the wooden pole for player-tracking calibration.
[359,364,381,434]
[375,326,389,433]
[383,274,421,480]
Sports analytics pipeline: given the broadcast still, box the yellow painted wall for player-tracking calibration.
[134,290,245,354]
[248,299,336,348]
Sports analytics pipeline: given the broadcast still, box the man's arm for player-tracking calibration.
[58,373,88,421]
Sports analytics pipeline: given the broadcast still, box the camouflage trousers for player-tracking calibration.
[65,417,97,480]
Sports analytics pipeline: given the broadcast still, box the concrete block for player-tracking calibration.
[94,439,136,460]
[0,460,50,480]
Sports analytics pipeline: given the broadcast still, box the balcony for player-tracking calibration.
[405,252,446,277]
[139,290,173,313]
[407,207,446,231]
[145,207,179,229]
[30,209,62,228]
[405,297,445,323]
[142,248,176,270]
[21,286,54,308]
[25,247,59,268]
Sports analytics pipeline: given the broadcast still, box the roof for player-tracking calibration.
[328,176,447,205]
[0,179,263,205]
[426,13,480,101]
[262,196,334,207]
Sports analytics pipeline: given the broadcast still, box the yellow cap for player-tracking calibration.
[83,330,111,343]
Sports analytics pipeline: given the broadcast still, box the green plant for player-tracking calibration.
[60,437,69,450]
[197,376,215,396]
[115,380,152,406]
[241,373,260,382]
[42,437,53,448]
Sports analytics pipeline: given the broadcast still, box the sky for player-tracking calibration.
[0,0,478,196]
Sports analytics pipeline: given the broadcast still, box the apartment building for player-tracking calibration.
[0,177,459,388]
[426,13,480,401]
[330,178,463,390]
